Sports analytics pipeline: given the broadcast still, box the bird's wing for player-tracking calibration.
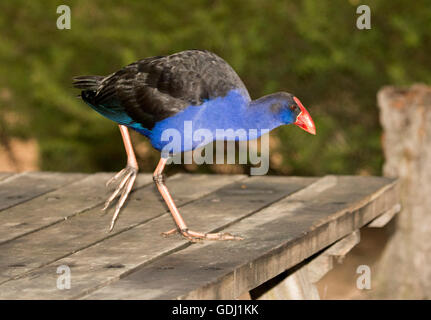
[81,50,250,130]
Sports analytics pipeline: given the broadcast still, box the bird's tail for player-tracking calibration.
[72,75,105,91]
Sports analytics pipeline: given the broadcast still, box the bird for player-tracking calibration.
[73,49,316,241]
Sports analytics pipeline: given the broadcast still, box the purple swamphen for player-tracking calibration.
[73,49,316,241]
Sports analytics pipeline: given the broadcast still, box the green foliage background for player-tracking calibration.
[1,0,430,175]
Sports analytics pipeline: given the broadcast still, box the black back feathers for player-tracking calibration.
[73,50,249,130]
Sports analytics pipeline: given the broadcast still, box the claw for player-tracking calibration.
[103,165,138,232]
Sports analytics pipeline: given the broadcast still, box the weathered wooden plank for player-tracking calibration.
[0,173,15,182]
[324,230,360,263]
[306,230,360,283]
[258,268,320,300]
[83,176,398,300]
[305,255,333,285]
[0,172,85,212]
[258,230,361,300]
[0,173,153,244]
[0,174,245,285]
[0,176,315,299]
[368,203,401,228]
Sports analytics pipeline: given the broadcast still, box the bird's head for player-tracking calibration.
[272,92,316,135]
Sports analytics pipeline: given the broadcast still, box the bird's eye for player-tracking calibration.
[289,104,296,111]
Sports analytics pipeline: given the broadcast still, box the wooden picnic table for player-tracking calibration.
[0,172,399,299]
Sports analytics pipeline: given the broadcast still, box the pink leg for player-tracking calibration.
[153,157,243,241]
[103,125,139,231]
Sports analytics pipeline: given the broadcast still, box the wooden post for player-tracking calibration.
[376,84,431,298]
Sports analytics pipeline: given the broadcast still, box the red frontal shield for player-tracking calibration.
[293,96,316,135]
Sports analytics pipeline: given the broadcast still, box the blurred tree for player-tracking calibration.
[0,0,430,175]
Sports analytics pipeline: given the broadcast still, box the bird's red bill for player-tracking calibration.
[293,96,316,135]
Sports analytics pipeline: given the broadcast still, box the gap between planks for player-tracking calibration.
[0,172,86,212]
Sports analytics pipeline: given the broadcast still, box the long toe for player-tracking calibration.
[109,171,137,231]
[102,166,138,231]
[103,170,133,211]
[161,228,179,237]
[103,166,138,210]
[181,229,244,241]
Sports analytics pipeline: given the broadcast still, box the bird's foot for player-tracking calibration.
[162,228,243,242]
[102,165,138,231]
